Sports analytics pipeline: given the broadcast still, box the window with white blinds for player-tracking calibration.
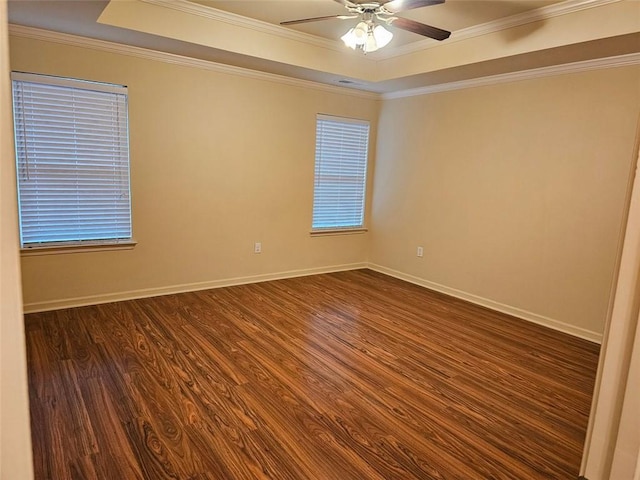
[11,72,132,249]
[312,115,369,231]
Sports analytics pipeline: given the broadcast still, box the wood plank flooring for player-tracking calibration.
[24,269,600,479]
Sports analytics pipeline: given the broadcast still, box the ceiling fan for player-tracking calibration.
[281,0,451,53]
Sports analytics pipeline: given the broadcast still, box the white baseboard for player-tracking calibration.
[23,261,603,344]
[368,263,603,344]
[22,262,367,314]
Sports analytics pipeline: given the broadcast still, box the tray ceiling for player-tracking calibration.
[7,0,640,93]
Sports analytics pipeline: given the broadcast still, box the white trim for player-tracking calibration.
[375,0,620,59]
[22,262,368,313]
[368,263,603,344]
[11,71,127,94]
[20,241,137,256]
[580,145,640,478]
[7,25,379,100]
[142,0,344,52]
[24,261,604,343]
[383,53,640,99]
[9,25,638,99]
[317,113,370,125]
[310,228,368,236]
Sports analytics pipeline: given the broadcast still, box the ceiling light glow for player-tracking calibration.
[341,21,393,54]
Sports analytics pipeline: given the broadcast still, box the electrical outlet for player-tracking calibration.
[417,246,424,257]
[254,242,262,254]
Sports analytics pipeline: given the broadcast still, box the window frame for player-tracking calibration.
[11,72,135,255]
[311,114,370,235]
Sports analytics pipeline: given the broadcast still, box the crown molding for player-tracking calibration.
[141,0,346,52]
[382,52,640,99]
[8,25,379,100]
[9,24,637,101]
[375,0,621,60]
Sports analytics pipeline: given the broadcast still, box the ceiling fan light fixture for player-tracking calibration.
[341,28,358,49]
[282,0,451,51]
[372,24,393,48]
[341,21,370,49]
[353,21,369,44]
[341,21,393,53]
[365,29,379,52]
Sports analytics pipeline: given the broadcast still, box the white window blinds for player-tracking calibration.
[312,115,369,231]
[11,72,132,248]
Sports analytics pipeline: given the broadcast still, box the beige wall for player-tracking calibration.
[8,32,640,343]
[9,35,379,311]
[0,3,34,478]
[371,67,640,339]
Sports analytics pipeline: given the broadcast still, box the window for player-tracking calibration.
[11,72,132,250]
[312,115,369,232]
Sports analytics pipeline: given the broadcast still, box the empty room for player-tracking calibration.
[1,0,640,479]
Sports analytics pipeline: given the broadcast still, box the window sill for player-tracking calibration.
[310,228,368,237]
[21,241,137,257]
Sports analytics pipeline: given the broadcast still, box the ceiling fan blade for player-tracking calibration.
[281,15,356,26]
[333,0,359,8]
[390,17,450,40]
[383,0,445,14]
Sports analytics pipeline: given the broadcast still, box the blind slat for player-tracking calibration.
[312,116,369,230]
[12,73,132,247]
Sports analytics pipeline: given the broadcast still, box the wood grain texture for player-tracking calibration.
[24,269,600,479]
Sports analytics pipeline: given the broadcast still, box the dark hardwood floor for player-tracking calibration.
[25,269,600,479]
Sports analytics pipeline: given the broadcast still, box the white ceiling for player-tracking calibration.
[7,0,640,93]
